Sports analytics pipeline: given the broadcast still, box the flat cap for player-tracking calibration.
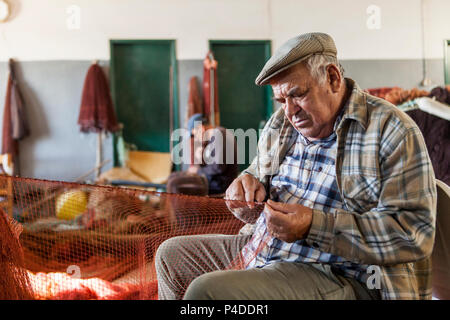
[255,32,337,86]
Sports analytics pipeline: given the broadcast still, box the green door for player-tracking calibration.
[110,40,178,164]
[209,40,272,172]
[445,40,450,85]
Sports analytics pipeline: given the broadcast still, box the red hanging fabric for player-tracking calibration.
[1,73,15,156]
[78,63,119,133]
[1,59,29,176]
[187,77,203,165]
[202,52,220,126]
[187,76,203,125]
[2,59,29,156]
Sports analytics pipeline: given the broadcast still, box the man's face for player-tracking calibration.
[192,124,212,164]
[192,124,204,143]
[270,63,341,140]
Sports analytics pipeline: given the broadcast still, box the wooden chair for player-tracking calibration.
[0,154,14,217]
[432,179,450,300]
[0,175,14,218]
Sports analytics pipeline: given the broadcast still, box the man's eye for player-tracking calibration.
[293,94,307,101]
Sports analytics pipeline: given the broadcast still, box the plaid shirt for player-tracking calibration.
[243,109,372,285]
[240,78,437,300]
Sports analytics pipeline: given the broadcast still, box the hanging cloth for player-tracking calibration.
[202,52,220,127]
[2,59,29,155]
[1,59,30,175]
[77,62,119,133]
[78,61,120,181]
[186,76,203,126]
[187,77,203,166]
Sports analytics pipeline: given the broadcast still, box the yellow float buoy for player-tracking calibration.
[56,190,88,220]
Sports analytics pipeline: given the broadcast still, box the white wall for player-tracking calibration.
[424,0,450,59]
[0,0,449,61]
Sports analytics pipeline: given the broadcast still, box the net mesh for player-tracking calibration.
[0,175,263,300]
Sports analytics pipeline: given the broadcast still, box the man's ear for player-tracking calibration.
[326,64,342,93]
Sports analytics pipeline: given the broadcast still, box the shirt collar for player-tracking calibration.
[337,78,368,131]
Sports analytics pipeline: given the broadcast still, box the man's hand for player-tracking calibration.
[225,174,266,207]
[264,199,313,243]
[225,174,266,224]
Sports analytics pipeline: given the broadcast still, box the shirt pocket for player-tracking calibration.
[341,173,380,212]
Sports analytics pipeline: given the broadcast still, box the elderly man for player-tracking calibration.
[156,32,436,300]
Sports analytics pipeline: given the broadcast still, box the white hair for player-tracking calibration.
[305,54,345,85]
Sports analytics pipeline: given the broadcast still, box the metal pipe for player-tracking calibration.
[95,131,103,180]
[169,65,174,154]
[210,66,215,126]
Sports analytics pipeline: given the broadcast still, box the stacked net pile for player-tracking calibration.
[0,175,264,300]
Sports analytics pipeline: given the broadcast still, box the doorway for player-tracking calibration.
[110,40,179,165]
[209,40,272,171]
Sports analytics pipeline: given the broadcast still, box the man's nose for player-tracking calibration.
[283,97,297,117]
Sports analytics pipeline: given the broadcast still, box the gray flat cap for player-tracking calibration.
[255,32,337,86]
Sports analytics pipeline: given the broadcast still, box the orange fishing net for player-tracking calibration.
[0,175,260,300]
[0,205,34,299]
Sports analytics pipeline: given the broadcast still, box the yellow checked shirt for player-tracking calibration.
[243,78,437,300]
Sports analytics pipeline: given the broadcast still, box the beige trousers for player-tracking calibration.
[155,234,380,300]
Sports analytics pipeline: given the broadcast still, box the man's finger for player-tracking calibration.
[244,189,255,204]
[265,212,288,240]
[255,185,266,203]
[266,223,280,238]
[264,203,290,227]
[241,177,255,201]
[241,176,257,207]
[225,181,244,201]
[266,199,297,213]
